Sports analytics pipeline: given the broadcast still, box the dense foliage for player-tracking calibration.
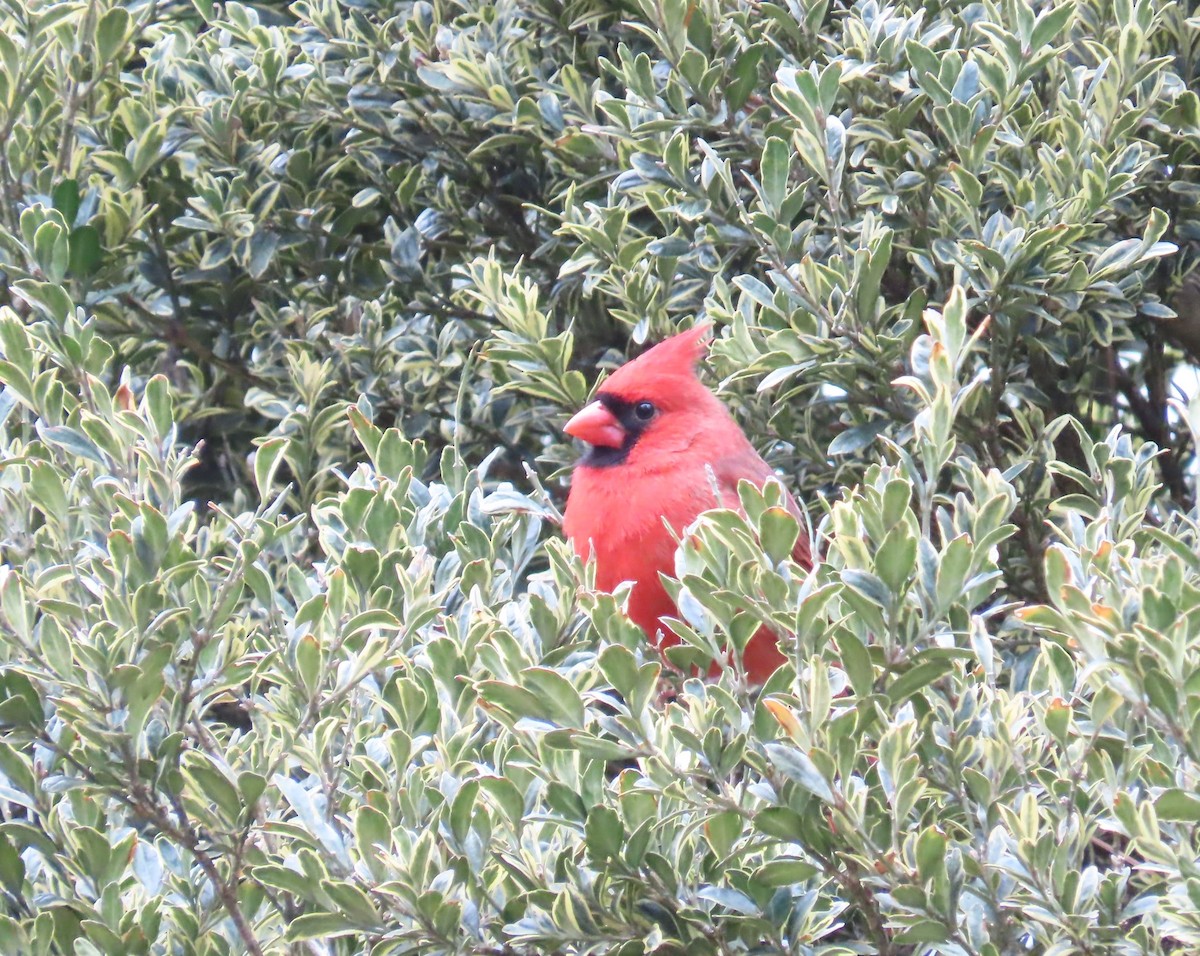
[1,0,1200,952]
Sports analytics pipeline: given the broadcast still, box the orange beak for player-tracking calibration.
[564,401,625,448]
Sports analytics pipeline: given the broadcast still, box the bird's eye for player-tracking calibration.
[634,401,656,421]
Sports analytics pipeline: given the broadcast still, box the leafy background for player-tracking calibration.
[0,0,1199,952]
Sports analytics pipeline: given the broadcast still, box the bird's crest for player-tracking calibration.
[639,322,711,370]
[600,323,712,403]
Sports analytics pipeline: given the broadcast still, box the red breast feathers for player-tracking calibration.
[562,324,810,682]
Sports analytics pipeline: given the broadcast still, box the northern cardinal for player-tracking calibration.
[562,324,811,682]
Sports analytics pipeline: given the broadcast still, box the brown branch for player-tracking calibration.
[166,792,266,956]
[1161,271,1200,366]
[1025,346,1093,484]
[117,293,271,389]
[1109,354,1191,508]
[34,733,266,956]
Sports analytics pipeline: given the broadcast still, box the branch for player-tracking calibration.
[1161,271,1200,366]
[1109,354,1191,508]
[166,792,266,956]
[35,734,267,956]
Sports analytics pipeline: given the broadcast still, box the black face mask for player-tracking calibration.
[578,395,657,468]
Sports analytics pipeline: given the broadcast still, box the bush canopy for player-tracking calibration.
[1,0,1200,952]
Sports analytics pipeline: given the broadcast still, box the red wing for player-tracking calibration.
[712,447,812,569]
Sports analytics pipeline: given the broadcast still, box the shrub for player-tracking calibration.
[0,0,1199,952]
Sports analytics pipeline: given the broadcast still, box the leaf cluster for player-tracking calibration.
[0,0,1199,953]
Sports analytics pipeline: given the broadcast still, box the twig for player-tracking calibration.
[1110,353,1191,507]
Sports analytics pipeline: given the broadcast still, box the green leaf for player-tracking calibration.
[286,913,359,941]
[477,681,548,722]
[1155,789,1200,822]
[33,222,69,283]
[544,729,634,760]
[895,920,950,943]
[842,569,891,607]
[1030,2,1075,49]
[704,810,742,857]
[252,864,313,898]
[322,881,379,925]
[876,525,917,593]
[764,743,834,802]
[697,885,758,915]
[824,115,846,191]
[761,136,789,214]
[1043,698,1070,742]
[598,644,639,698]
[585,806,624,861]
[448,778,479,845]
[11,280,73,322]
[95,7,131,64]
[253,437,290,501]
[753,858,820,886]
[0,671,42,728]
[828,421,889,456]
[68,226,102,276]
[886,659,955,706]
[647,235,690,257]
[915,825,947,882]
[181,753,241,822]
[38,425,106,466]
[759,506,799,564]
[727,43,765,111]
[881,479,913,528]
[855,228,893,323]
[834,631,873,697]
[935,534,973,609]
[753,806,806,840]
[342,609,401,641]
[143,374,174,436]
[295,633,322,694]
[521,668,584,726]
[238,772,267,806]
[52,180,80,223]
[0,741,36,796]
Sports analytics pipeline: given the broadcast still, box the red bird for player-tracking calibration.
[562,324,811,682]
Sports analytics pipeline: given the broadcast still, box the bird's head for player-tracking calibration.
[565,324,726,469]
